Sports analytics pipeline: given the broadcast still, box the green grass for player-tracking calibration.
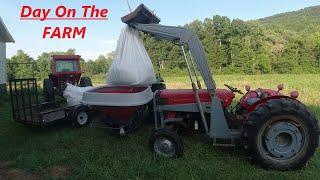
[0,74,319,179]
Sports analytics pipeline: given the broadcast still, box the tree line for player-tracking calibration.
[6,49,112,80]
[143,15,320,74]
[6,10,320,80]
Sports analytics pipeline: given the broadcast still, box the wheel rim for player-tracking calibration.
[77,111,88,125]
[263,121,304,159]
[154,137,176,157]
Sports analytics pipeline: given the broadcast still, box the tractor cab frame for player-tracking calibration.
[50,55,82,88]
[43,55,92,102]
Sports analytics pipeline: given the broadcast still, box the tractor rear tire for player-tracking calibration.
[149,128,184,158]
[243,98,319,170]
[43,78,55,102]
[80,77,92,87]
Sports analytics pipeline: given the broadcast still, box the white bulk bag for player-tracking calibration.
[107,26,156,86]
[63,83,93,107]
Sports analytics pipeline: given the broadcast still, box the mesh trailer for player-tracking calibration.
[9,78,68,126]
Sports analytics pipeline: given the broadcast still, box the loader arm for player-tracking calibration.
[128,23,233,139]
[122,4,236,140]
[129,23,216,92]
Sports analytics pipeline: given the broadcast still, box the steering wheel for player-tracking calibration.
[224,84,244,94]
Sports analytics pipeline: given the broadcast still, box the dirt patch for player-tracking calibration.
[5,169,41,180]
[0,161,15,169]
[0,161,42,180]
[0,161,72,179]
[48,166,73,179]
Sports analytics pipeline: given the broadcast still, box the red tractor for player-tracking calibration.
[116,4,319,170]
[43,55,92,102]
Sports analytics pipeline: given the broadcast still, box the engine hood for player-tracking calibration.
[159,89,235,108]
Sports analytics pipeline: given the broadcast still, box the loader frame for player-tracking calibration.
[122,4,241,144]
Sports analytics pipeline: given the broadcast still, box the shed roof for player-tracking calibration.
[0,17,14,43]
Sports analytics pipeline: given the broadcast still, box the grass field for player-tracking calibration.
[0,74,319,179]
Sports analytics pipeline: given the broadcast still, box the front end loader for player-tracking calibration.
[123,4,319,170]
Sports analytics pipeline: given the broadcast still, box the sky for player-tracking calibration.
[1,0,319,60]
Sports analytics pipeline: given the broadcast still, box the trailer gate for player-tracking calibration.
[9,78,41,125]
[9,78,67,126]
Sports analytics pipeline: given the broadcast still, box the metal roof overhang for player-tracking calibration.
[0,17,14,43]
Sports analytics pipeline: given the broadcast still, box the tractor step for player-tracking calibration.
[212,143,235,147]
[212,137,240,147]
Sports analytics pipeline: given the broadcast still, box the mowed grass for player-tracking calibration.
[0,74,319,179]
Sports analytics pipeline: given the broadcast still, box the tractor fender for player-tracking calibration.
[246,96,320,143]
[246,95,300,112]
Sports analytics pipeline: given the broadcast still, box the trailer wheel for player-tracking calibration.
[43,78,55,102]
[72,106,90,127]
[80,77,92,87]
[243,98,319,170]
[149,128,183,158]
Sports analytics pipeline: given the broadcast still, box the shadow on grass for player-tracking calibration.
[25,120,74,133]
[308,105,320,120]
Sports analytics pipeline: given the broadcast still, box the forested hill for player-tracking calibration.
[258,5,320,32]
[142,5,320,74]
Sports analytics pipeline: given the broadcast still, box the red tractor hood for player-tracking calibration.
[159,89,235,108]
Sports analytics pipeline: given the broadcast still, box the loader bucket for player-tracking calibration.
[121,4,161,25]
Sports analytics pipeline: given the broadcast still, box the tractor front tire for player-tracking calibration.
[43,78,55,102]
[149,128,184,158]
[243,98,319,170]
[80,77,92,87]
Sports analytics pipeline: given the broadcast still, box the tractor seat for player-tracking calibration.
[159,89,235,108]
